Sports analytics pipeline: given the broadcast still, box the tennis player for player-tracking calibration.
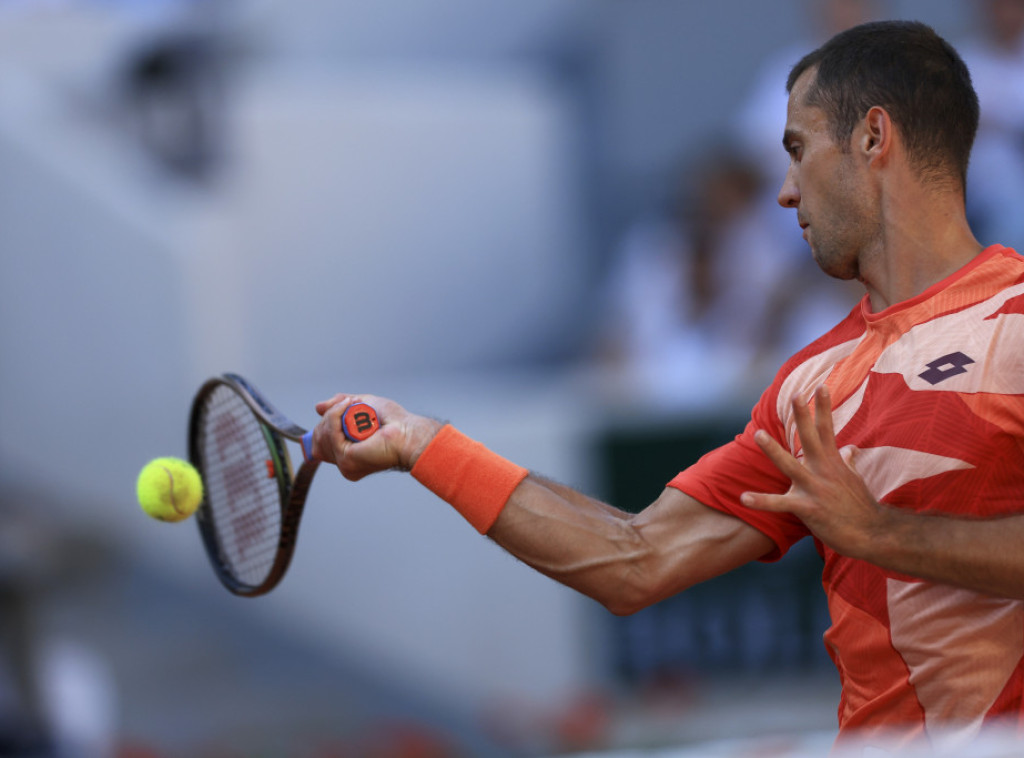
[312,20,1024,753]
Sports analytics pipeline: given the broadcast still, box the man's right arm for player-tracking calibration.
[311,393,775,616]
[489,478,777,615]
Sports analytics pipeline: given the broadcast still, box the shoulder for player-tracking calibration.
[760,302,867,411]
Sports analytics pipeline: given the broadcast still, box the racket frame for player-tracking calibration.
[188,373,320,597]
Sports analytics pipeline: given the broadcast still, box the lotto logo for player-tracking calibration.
[918,352,975,385]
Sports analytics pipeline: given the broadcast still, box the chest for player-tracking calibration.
[776,294,1024,515]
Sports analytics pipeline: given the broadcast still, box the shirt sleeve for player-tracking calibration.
[668,388,811,561]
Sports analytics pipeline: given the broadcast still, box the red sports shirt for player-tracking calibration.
[669,245,1024,750]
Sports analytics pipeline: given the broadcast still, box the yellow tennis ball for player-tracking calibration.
[137,457,204,523]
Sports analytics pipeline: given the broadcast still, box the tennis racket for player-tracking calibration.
[188,372,379,596]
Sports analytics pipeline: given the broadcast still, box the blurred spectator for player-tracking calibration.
[959,0,1024,251]
[733,0,883,189]
[600,2,881,407]
[121,31,228,183]
[597,1,875,410]
[598,145,805,407]
[0,508,118,758]
[730,0,881,312]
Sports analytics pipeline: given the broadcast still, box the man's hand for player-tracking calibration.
[310,394,443,480]
[740,385,892,559]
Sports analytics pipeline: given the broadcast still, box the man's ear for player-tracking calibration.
[861,106,892,163]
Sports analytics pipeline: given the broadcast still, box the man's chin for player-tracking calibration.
[813,251,859,281]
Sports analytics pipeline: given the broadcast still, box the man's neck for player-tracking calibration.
[860,187,983,313]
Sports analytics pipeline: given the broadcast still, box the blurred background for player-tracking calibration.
[0,0,1021,755]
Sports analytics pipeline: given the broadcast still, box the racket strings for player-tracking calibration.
[197,385,284,587]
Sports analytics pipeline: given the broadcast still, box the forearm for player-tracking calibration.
[407,426,768,613]
[528,474,632,522]
[407,426,662,612]
[866,507,1024,599]
[488,476,658,614]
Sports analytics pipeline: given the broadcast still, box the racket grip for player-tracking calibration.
[341,402,380,442]
[301,403,380,462]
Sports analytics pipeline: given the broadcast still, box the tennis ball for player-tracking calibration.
[137,457,204,523]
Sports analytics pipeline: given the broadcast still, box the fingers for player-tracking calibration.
[742,431,802,512]
[740,490,791,511]
[752,429,805,483]
[839,444,857,466]
[316,394,355,416]
[790,391,820,460]
[309,396,376,471]
[790,384,834,460]
[313,394,380,447]
[788,384,839,462]
[742,384,837,510]
[310,394,419,481]
[741,386,883,558]
[813,385,838,457]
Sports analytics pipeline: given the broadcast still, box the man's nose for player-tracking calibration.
[777,166,799,209]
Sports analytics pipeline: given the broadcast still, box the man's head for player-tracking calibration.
[786,20,979,194]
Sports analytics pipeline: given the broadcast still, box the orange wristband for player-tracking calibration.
[411,424,529,534]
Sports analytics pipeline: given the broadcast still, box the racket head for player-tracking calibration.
[188,375,314,596]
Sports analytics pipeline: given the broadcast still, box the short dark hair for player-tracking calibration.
[787,20,979,192]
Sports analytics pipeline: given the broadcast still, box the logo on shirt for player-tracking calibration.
[918,351,975,385]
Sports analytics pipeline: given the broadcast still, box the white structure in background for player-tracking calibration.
[0,0,598,730]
